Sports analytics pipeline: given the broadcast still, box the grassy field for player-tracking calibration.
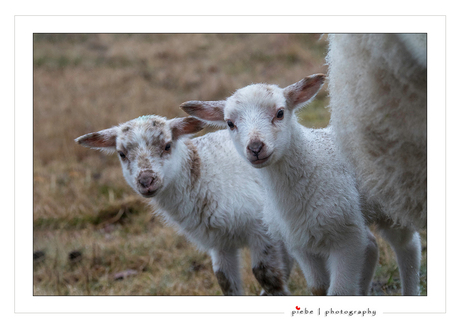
[33,33,426,296]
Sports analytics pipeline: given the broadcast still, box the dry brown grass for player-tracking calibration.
[33,33,426,296]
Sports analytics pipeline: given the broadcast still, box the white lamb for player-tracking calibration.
[326,34,425,295]
[75,115,292,296]
[180,74,379,295]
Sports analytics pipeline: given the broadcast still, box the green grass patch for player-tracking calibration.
[297,95,330,129]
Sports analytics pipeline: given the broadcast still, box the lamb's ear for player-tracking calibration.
[75,128,117,152]
[283,74,326,111]
[170,116,206,140]
[180,100,227,128]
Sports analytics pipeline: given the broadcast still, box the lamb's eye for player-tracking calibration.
[118,151,126,159]
[227,120,236,130]
[164,142,171,152]
[276,109,284,120]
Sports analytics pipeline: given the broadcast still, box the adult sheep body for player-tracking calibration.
[326,33,427,295]
[326,33,427,230]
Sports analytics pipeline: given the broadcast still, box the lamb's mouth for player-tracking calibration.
[139,187,160,198]
[250,153,272,166]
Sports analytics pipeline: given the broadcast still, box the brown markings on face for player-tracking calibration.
[126,158,133,175]
[150,119,165,128]
[119,122,135,142]
[116,117,172,177]
[264,85,274,96]
[215,271,236,296]
[117,124,135,156]
[116,129,133,173]
[137,155,151,170]
[116,143,132,174]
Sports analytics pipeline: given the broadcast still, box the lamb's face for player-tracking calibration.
[115,115,176,198]
[224,84,294,168]
[76,114,204,199]
[180,74,326,168]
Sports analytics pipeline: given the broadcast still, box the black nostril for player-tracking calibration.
[138,174,154,188]
[247,141,264,156]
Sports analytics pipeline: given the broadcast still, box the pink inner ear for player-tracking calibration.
[284,74,325,109]
[171,117,205,139]
[180,100,225,122]
[78,131,117,148]
[180,117,205,135]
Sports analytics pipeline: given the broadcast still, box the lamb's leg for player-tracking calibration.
[377,222,421,295]
[327,236,366,295]
[279,241,295,283]
[209,248,243,295]
[292,250,330,295]
[249,239,291,295]
[360,227,379,295]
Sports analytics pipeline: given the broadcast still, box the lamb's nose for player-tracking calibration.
[247,141,264,156]
[138,173,154,188]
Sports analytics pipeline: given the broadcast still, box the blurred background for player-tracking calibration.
[33,33,426,295]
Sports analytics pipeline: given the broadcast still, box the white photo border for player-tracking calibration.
[16,15,446,317]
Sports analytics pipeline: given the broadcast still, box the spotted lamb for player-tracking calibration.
[76,115,292,296]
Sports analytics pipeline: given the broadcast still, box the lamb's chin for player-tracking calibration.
[248,154,273,168]
[136,186,162,198]
[139,190,158,198]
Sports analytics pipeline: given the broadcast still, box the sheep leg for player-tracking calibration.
[377,223,421,295]
[209,248,243,295]
[327,239,366,295]
[292,250,330,295]
[360,227,379,295]
[279,240,295,283]
[249,239,292,295]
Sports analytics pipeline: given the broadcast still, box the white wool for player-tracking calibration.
[181,76,378,296]
[76,114,292,296]
[326,33,425,295]
[326,33,427,229]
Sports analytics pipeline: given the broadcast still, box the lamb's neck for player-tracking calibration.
[271,123,311,172]
[151,140,201,218]
[257,124,317,195]
[258,123,322,212]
